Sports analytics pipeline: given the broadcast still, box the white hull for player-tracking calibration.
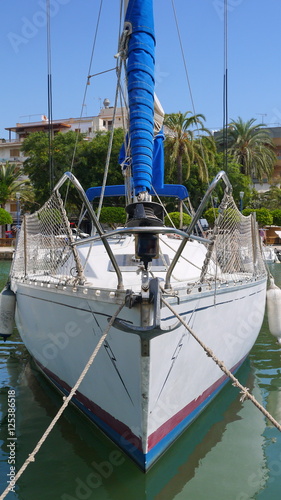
[11,248,266,469]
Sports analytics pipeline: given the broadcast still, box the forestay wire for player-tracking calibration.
[46,0,54,193]
[170,0,209,183]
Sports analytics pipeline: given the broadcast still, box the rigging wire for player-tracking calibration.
[223,0,229,172]
[117,1,131,206]
[46,0,54,193]
[94,0,127,222]
[95,63,123,225]
[170,0,209,183]
[64,0,104,206]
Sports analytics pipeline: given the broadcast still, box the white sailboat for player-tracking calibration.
[7,0,267,471]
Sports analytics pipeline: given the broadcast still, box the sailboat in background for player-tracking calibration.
[7,0,267,471]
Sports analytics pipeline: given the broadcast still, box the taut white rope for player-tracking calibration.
[162,295,281,432]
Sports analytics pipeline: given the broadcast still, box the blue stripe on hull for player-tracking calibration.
[144,359,246,469]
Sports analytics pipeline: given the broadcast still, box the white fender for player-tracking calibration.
[0,285,16,341]
[266,278,281,345]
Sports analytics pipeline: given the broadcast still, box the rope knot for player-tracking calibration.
[239,388,250,403]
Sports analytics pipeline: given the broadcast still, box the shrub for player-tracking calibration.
[164,212,192,229]
[242,207,273,226]
[271,209,281,226]
[203,207,219,226]
[38,208,62,225]
[242,208,253,217]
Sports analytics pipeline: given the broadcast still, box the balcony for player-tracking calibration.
[0,139,22,144]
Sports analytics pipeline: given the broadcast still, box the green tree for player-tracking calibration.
[22,129,125,209]
[99,206,126,228]
[0,208,13,225]
[220,117,276,180]
[207,152,252,209]
[75,129,125,189]
[249,185,281,210]
[22,131,82,206]
[0,162,28,207]
[164,112,215,184]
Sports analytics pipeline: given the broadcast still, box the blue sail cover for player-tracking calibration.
[125,0,155,195]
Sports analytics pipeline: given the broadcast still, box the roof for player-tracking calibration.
[5,122,71,133]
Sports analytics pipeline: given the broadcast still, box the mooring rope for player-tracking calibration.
[0,301,125,500]
[161,295,281,432]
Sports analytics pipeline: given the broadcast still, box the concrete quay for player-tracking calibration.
[0,246,14,260]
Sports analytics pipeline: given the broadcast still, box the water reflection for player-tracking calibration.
[12,358,267,500]
[249,264,281,500]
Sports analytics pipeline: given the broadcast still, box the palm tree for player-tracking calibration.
[0,162,31,237]
[164,111,215,184]
[225,117,276,180]
[0,162,29,208]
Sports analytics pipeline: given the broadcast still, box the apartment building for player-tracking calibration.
[0,99,126,228]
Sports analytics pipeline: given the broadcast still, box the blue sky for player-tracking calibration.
[1,0,281,138]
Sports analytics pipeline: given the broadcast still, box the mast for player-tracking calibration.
[123,0,163,269]
[124,0,155,200]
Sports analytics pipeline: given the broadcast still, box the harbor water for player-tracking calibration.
[0,261,281,500]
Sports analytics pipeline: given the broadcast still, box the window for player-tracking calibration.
[10,149,20,157]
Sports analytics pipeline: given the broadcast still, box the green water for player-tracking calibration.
[0,262,281,500]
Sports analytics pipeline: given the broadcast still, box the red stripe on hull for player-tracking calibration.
[35,359,143,452]
[35,354,246,458]
[148,356,246,451]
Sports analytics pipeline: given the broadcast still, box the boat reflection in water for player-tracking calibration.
[14,358,267,500]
